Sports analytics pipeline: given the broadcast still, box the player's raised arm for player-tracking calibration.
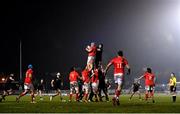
[123,58,131,75]
[51,79,54,87]
[104,61,113,75]
[85,45,92,52]
[138,75,144,80]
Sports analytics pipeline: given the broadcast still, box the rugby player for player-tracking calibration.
[80,67,90,102]
[37,79,45,101]
[50,72,63,101]
[16,64,36,103]
[98,67,109,102]
[95,43,103,68]
[86,42,97,71]
[129,79,141,100]
[105,50,130,106]
[91,68,99,102]
[138,68,155,103]
[69,67,80,102]
[168,73,177,102]
[0,74,15,102]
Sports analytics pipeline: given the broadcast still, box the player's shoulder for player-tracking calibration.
[27,69,33,73]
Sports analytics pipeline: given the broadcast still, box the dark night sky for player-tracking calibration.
[1,0,180,83]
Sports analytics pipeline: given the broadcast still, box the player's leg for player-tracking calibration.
[93,83,99,102]
[88,83,94,102]
[98,87,103,101]
[172,86,176,102]
[150,86,155,103]
[69,84,74,102]
[79,85,84,101]
[102,87,109,101]
[0,90,7,101]
[112,83,118,106]
[16,84,30,102]
[30,84,36,103]
[83,84,89,102]
[16,89,29,102]
[78,84,84,101]
[137,91,141,100]
[115,76,123,105]
[145,86,149,101]
[57,89,63,101]
[129,92,135,100]
[1,84,11,101]
[52,89,59,98]
[75,84,79,101]
[39,90,44,101]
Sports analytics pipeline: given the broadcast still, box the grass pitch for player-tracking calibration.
[0,94,180,113]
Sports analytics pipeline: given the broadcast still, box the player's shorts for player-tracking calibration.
[87,56,95,64]
[145,85,154,92]
[70,81,78,93]
[133,88,139,92]
[82,83,90,92]
[92,82,99,92]
[4,83,12,91]
[114,73,124,86]
[24,83,34,91]
[38,85,43,91]
[170,86,176,93]
[53,85,61,90]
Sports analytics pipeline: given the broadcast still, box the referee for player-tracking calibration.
[169,73,177,102]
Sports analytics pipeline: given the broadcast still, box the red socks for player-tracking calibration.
[69,94,72,101]
[84,93,88,100]
[115,90,120,98]
[76,93,79,101]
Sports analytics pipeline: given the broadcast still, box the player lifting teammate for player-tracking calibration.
[16,64,36,103]
[105,50,131,106]
[138,68,155,103]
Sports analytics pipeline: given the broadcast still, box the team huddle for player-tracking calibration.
[0,42,178,105]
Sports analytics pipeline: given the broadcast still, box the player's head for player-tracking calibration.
[117,50,123,57]
[171,72,175,77]
[91,42,95,46]
[98,43,103,48]
[40,79,44,83]
[105,79,108,83]
[147,68,152,73]
[70,66,76,71]
[56,72,61,78]
[28,64,33,69]
[134,78,140,83]
[10,74,14,77]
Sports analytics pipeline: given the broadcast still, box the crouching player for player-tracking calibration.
[129,79,141,100]
[69,67,80,102]
[16,64,36,103]
[138,68,155,103]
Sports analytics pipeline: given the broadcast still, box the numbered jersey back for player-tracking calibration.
[110,56,128,75]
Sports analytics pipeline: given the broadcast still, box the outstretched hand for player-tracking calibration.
[127,68,131,75]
